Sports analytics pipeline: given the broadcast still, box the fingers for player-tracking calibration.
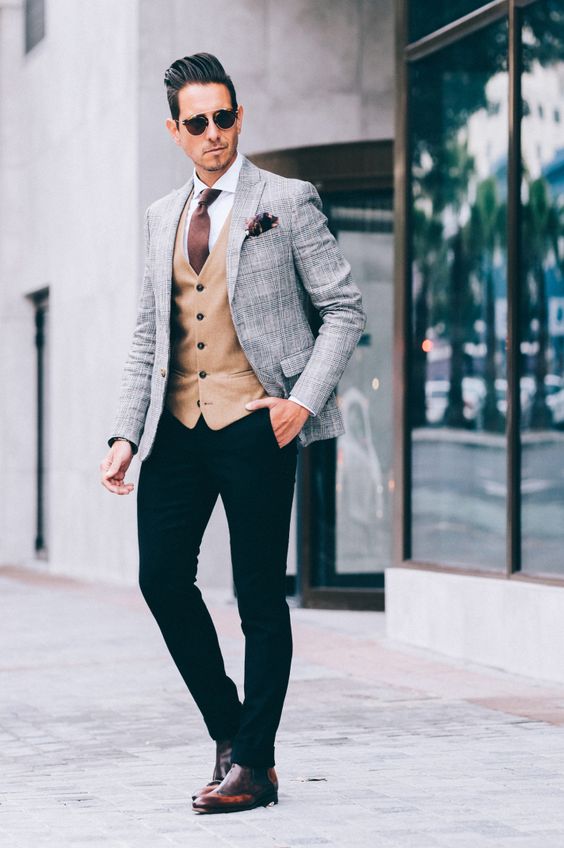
[268,398,309,447]
[99,448,134,495]
[245,396,282,411]
[101,477,135,495]
[100,452,122,478]
[273,425,293,448]
[100,465,135,495]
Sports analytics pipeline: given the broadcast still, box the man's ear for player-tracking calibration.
[236,104,244,135]
[166,118,181,145]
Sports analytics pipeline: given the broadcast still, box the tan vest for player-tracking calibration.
[165,197,267,429]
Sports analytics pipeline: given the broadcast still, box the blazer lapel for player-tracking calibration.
[226,157,265,303]
[157,176,194,313]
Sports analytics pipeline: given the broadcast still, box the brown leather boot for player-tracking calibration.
[191,739,233,801]
[192,763,278,814]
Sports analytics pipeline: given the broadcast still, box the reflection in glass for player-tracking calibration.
[336,225,393,574]
[408,0,490,43]
[409,21,508,569]
[520,1,564,575]
[310,192,393,587]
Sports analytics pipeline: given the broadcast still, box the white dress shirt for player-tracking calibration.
[186,152,314,417]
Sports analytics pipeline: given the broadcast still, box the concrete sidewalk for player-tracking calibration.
[2,565,564,848]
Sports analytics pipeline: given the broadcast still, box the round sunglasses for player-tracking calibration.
[175,108,238,136]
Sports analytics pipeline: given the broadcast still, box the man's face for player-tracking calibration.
[166,82,244,185]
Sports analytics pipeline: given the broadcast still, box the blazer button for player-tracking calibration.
[199,370,207,379]
[196,312,204,320]
[197,342,205,350]
[196,283,204,292]
[160,367,166,377]
[197,400,201,406]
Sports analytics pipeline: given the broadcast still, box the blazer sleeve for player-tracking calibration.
[288,181,367,415]
[107,207,156,453]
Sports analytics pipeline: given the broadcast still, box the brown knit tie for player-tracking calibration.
[187,188,221,274]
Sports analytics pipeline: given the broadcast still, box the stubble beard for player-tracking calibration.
[199,143,237,174]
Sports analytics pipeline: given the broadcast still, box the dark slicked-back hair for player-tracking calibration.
[163,53,238,120]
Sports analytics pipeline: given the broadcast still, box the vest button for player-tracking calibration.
[197,400,201,407]
[197,342,205,350]
[199,370,207,379]
[196,312,204,320]
[196,283,204,292]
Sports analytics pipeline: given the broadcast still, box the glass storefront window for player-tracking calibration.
[308,191,394,588]
[409,20,509,570]
[520,0,564,576]
[408,1,492,43]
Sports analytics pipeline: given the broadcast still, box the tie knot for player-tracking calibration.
[198,188,221,208]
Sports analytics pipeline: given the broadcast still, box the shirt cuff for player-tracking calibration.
[288,395,315,416]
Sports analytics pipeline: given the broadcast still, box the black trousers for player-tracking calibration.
[136,405,298,768]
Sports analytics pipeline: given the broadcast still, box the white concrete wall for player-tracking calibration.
[0,0,141,583]
[0,0,34,566]
[386,567,564,684]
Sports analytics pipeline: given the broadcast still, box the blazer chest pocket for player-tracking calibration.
[280,345,314,378]
[245,223,283,246]
[242,227,287,270]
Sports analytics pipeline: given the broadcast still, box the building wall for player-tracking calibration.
[386,567,564,684]
[0,0,141,583]
[0,1,32,569]
[0,0,394,588]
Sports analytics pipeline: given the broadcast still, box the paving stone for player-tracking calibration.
[2,569,564,848]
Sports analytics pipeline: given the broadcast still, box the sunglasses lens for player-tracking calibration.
[214,109,237,129]
[182,110,236,135]
[185,116,207,135]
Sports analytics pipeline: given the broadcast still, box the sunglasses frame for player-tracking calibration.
[175,108,239,136]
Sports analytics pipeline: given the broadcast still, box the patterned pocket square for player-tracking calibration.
[245,212,279,237]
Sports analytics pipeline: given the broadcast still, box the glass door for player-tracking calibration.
[250,141,394,609]
[299,189,394,609]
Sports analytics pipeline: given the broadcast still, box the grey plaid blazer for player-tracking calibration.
[109,155,366,461]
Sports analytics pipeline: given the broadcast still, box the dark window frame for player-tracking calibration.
[26,287,49,558]
[24,0,45,55]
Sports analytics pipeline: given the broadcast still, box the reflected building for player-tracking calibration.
[389,0,564,683]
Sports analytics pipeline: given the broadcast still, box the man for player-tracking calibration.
[100,53,365,814]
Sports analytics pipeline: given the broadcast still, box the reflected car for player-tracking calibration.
[425,379,449,424]
[425,377,486,425]
[462,377,487,423]
[495,377,536,426]
[545,374,564,426]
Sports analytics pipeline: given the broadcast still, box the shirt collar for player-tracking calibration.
[193,151,244,198]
